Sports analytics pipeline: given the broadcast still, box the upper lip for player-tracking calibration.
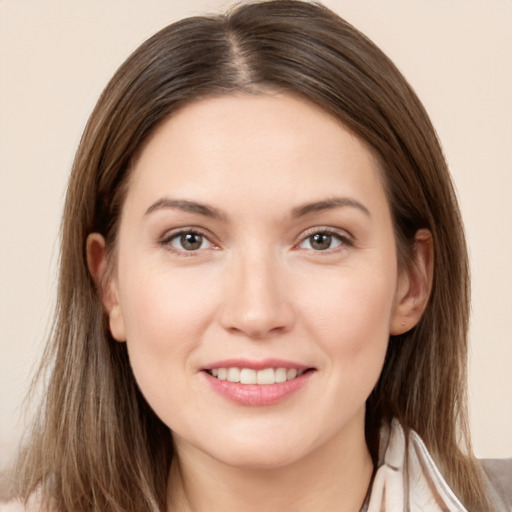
[202,358,312,371]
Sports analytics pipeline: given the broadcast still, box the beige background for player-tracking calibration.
[1,0,511,469]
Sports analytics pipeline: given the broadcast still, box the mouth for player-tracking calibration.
[205,367,312,385]
[201,359,315,405]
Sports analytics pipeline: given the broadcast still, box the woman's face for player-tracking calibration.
[98,93,416,468]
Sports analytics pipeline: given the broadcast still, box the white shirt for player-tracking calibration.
[362,420,512,511]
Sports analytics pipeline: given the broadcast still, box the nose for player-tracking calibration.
[219,249,295,339]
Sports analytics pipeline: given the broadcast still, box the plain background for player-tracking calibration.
[1,0,511,469]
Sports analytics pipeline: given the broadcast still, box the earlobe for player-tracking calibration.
[390,229,434,335]
[86,233,127,342]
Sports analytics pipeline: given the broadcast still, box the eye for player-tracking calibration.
[163,230,214,253]
[298,230,348,251]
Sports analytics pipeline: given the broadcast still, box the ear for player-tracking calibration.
[390,229,434,335]
[86,233,126,342]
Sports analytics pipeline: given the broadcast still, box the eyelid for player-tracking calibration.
[159,226,219,255]
[294,226,354,250]
[158,225,353,255]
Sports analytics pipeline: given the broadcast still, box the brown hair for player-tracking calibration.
[3,1,491,510]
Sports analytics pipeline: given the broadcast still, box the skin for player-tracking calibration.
[88,93,432,512]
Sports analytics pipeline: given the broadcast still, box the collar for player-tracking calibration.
[361,419,468,511]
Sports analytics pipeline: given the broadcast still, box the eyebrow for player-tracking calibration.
[291,197,371,218]
[145,198,227,221]
[144,196,370,221]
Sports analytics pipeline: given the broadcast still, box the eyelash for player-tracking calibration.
[295,227,353,253]
[159,226,353,256]
[159,228,217,257]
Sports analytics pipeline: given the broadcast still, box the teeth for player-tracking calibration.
[240,368,257,384]
[256,368,275,385]
[227,367,240,383]
[275,367,287,383]
[286,368,297,380]
[209,367,306,385]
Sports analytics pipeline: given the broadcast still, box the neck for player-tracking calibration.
[166,413,373,512]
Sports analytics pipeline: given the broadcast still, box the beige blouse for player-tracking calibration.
[361,420,512,511]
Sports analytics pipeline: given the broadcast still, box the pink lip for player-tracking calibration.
[200,359,314,406]
[202,358,311,371]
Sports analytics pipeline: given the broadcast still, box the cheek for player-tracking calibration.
[307,273,395,423]
[115,258,221,399]
[298,265,396,386]
[303,268,396,339]
[119,259,215,343]
[116,262,221,426]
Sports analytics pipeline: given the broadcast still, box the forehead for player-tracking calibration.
[124,93,388,218]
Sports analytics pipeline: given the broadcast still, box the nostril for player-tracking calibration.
[218,264,296,338]
[221,308,296,340]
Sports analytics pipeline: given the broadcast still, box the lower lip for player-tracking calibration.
[202,371,313,406]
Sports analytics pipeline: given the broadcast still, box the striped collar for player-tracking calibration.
[361,420,468,511]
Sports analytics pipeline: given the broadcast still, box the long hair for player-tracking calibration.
[3,1,491,510]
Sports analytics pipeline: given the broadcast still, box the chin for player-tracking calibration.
[197,427,317,470]
[213,445,305,470]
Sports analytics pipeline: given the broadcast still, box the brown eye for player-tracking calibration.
[299,231,344,251]
[309,233,333,250]
[181,233,203,250]
[168,231,211,252]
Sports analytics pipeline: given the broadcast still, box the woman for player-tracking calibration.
[1,1,510,511]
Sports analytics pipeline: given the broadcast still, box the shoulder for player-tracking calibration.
[481,458,512,508]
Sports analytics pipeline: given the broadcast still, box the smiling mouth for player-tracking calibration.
[205,367,312,385]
